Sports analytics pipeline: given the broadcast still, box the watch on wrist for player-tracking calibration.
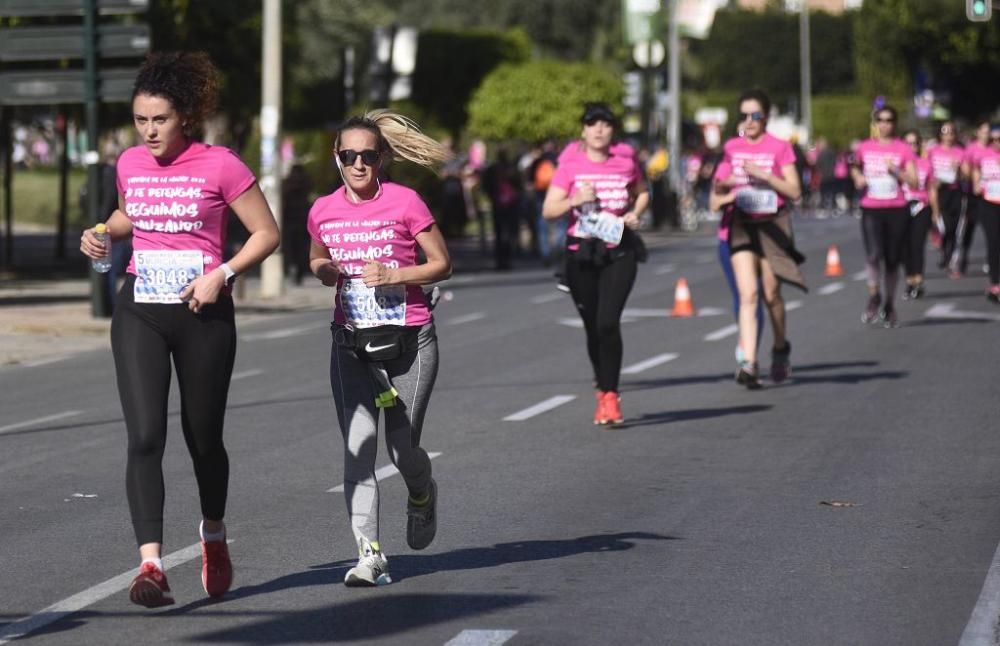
[219,262,236,285]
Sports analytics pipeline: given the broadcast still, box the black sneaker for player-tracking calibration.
[861,293,881,324]
[911,283,925,299]
[736,361,762,390]
[770,342,791,383]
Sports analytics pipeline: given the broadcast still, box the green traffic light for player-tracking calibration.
[974,0,987,14]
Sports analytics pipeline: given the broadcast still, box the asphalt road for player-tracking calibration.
[2,214,1000,645]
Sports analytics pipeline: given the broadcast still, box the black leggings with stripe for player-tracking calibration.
[111,275,237,546]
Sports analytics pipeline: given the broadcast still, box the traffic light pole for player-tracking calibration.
[666,0,681,196]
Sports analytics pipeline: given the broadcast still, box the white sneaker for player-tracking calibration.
[406,478,437,550]
[344,537,391,587]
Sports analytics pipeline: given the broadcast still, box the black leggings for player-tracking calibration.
[565,250,638,392]
[959,193,981,271]
[862,207,910,270]
[904,205,932,277]
[981,201,1000,284]
[111,275,237,546]
[939,187,965,267]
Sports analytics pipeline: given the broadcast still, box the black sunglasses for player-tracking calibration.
[337,149,380,166]
[738,111,764,122]
[875,117,895,123]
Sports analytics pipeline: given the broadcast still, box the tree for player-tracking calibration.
[466,60,622,142]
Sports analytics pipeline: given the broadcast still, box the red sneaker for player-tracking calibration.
[201,540,233,598]
[128,562,175,608]
[593,391,609,425]
[602,391,623,425]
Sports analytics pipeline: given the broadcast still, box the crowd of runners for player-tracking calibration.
[78,50,1000,605]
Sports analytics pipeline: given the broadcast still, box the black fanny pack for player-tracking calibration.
[338,324,419,362]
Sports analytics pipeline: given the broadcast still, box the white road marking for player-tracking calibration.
[696,253,714,263]
[654,263,677,275]
[328,452,442,493]
[704,324,739,342]
[925,303,1000,322]
[696,306,726,317]
[444,630,518,646]
[622,308,669,318]
[959,537,1000,646]
[0,541,220,644]
[19,356,69,368]
[558,317,585,328]
[503,395,576,421]
[621,352,679,375]
[0,410,82,436]
[818,282,845,295]
[231,369,263,381]
[241,323,325,341]
[786,300,803,311]
[852,270,868,281]
[530,292,565,304]
[447,312,487,325]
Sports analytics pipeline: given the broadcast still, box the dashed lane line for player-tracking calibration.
[503,395,576,421]
[444,630,518,646]
[704,324,738,342]
[530,292,566,304]
[621,352,679,375]
[447,312,487,326]
[0,410,82,436]
[959,536,1000,646]
[231,369,264,381]
[818,282,845,295]
[327,452,443,493]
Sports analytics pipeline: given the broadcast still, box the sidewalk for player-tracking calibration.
[0,227,693,368]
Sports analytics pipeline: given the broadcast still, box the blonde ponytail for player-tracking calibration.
[362,109,452,169]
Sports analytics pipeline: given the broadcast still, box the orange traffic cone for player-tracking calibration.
[671,277,695,317]
[824,244,843,277]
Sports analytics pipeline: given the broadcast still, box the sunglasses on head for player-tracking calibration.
[738,111,764,123]
[337,149,380,166]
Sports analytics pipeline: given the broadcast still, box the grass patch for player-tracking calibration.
[9,168,88,229]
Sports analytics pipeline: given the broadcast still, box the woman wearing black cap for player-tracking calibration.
[542,102,649,425]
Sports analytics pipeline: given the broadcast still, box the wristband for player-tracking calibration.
[219,262,237,285]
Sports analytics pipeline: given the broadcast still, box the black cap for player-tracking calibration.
[581,102,617,126]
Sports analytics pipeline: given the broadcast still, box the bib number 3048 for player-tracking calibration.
[134,250,204,304]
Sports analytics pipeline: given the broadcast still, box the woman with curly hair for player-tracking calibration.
[80,52,279,607]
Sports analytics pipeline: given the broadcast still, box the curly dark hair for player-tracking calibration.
[132,51,220,134]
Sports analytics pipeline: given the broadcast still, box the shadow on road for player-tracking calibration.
[618,405,772,429]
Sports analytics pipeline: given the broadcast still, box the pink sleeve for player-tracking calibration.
[550,163,573,192]
[218,149,257,203]
[902,145,917,166]
[714,155,732,182]
[778,141,797,168]
[405,193,436,237]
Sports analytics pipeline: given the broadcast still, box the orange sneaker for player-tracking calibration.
[129,561,175,608]
[201,539,233,598]
[602,391,623,425]
[593,391,609,425]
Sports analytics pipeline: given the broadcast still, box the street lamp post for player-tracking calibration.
[799,1,812,142]
[259,0,283,298]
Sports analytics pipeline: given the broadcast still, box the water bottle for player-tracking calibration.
[91,223,112,273]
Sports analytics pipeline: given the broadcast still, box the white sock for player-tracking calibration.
[140,557,163,572]
[200,520,226,543]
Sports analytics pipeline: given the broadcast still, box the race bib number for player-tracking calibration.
[866,175,899,200]
[936,166,957,185]
[339,278,406,328]
[985,180,1000,203]
[734,187,779,215]
[575,211,625,245]
[133,250,204,304]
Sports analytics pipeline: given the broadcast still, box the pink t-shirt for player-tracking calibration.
[928,145,963,188]
[965,141,990,168]
[904,157,930,203]
[713,133,797,218]
[855,138,916,209]
[117,141,256,277]
[977,149,1000,205]
[550,149,641,246]
[307,182,436,327]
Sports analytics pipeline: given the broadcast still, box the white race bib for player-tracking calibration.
[909,201,926,217]
[575,211,625,245]
[133,250,204,304]
[734,187,779,215]
[985,180,1000,203]
[338,278,406,328]
[935,166,957,185]
[866,175,899,200]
